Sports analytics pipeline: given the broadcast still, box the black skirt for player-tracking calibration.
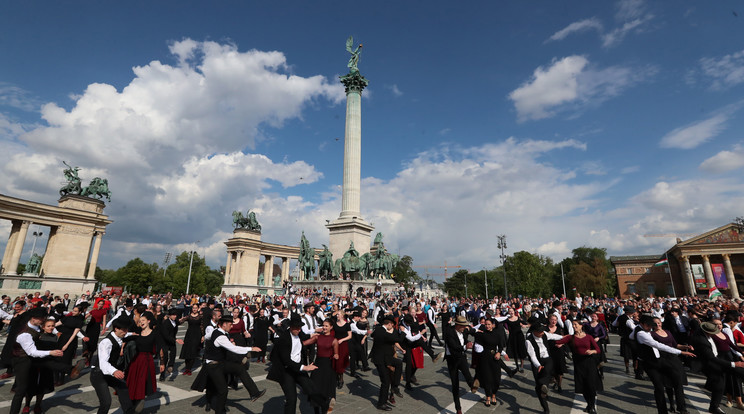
[572,354,603,394]
[311,356,336,400]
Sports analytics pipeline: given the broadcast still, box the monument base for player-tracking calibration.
[0,275,97,299]
[292,279,395,296]
[326,217,374,262]
[221,284,284,296]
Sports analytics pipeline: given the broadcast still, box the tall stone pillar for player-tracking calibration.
[282,257,289,281]
[234,251,242,284]
[723,254,740,299]
[86,232,103,279]
[264,255,273,285]
[679,256,696,296]
[6,220,30,275]
[702,255,716,289]
[225,252,233,284]
[2,220,22,274]
[327,65,374,262]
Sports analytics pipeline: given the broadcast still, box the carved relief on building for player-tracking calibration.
[55,225,96,236]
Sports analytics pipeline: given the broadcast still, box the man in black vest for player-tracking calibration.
[525,323,565,414]
[300,303,322,365]
[426,301,443,347]
[267,313,333,414]
[369,315,404,411]
[443,316,479,414]
[9,307,64,414]
[349,311,371,377]
[194,315,265,414]
[91,317,135,414]
[631,315,695,414]
[160,308,184,380]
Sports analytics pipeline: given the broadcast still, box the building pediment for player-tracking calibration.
[678,223,744,246]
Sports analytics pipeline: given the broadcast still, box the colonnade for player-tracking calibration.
[678,253,740,299]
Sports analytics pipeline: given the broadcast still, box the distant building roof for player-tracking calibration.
[610,255,663,262]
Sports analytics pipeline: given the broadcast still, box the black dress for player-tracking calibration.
[179,313,202,360]
[251,316,270,358]
[505,318,528,359]
[475,328,507,396]
[125,333,158,400]
[57,314,85,368]
[29,332,59,395]
[547,325,567,376]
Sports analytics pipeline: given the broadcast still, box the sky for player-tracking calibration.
[1,1,744,281]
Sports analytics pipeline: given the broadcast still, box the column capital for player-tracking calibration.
[340,72,369,94]
[679,255,689,261]
[702,254,710,260]
[723,253,731,260]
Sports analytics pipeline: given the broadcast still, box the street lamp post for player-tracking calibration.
[30,230,43,257]
[497,235,507,298]
[185,241,200,295]
[483,268,488,299]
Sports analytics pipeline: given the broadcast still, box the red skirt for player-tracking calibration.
[333,341,350,374]
[126,352,157,400]
[412,347,424,369]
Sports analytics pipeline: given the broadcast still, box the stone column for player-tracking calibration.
[86,232,103,279]
[282,257,289,281]
[225,252,233,284]
[6,220,30,275]
[234,251,242,285]
[723,254,740,299]
[679,256,696,296]
[702,255,716,289]
[339,72,368,219]
[2,220,22,274]
[264,255,273,285]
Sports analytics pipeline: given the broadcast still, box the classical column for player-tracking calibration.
[679,256,696,296]
[264,255,273,285]
[225,252,233,284]
[86,232,103,279]
[2,220,22,274]
[723,254,740,299]
[702,255,716,290]
[281,257,289,281]
[234,251,242,285]
[6,220,30,275]
[339,71,368,219]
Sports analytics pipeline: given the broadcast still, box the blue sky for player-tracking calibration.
[1,1,744,279]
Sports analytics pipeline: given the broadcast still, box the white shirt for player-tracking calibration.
[0,308,11,320]
[427,308,436,324]
[301,314,317,335]
[445,330,465,356]
[525,333,562,368]
[205,321,217,340]
[350,321,367,335]
[633,330,681,359]
[16,323,52,358]
[205,328,253,363]
[402,325,422,343]
[96,334,124,376]
[290,334,306,371]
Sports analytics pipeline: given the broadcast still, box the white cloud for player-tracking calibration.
[659,113,729,149]
[698,49,744,90]
[536,241,570,256]
[615,0,646,21]
[387,84,403,97]
[699,145,744,173]
[601,15,653,48]
[509,56,653,122]
[547,18,604,42]
[0,83,40,112]
[621,165,640,174]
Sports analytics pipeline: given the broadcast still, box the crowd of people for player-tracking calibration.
[2,288,744,414]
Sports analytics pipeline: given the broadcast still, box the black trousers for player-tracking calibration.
[374,362,393,406]
[222,361,260,396]
[302,344,316,366]
[445,355,474,411]
[426,321,442,346]
[204,363,229,414]
[278,371,327,414]
[532,357,554,412]
[349,340,368,374]
[403,348,418,385]
[163,344,177,369]
[9,357,31,414]
[91,368,134,414]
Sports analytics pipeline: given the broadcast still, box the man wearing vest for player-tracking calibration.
[630,315,695,414]
[525,323,565,414]
[426,301,443,347]
[194,315,266,414]
[9,307,64,414]
[369,315,404,411]
[91,316,135,414]
[267,313,334,414]
[160,308,184,380]
[301,303,322,365]
[443,316,479,414]
[349,311,371,377]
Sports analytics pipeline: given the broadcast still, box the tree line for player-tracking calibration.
[443,246,615,299]
[94,251,224,296]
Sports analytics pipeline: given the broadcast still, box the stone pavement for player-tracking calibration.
[0,331,720,413]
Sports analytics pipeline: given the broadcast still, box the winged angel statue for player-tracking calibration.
[346,36,362,74]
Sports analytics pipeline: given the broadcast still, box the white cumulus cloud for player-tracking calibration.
[699,145,744,173]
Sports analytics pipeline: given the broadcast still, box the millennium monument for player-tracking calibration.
[325,36,375,262]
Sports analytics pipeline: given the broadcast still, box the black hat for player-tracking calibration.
[530,323,548,333]
[624,306,636,314]
[249,305,257,313]
[168,308,181,316]
[124,299,134,307]
[351,312,361,318]
[569,305,578,312]
[403,315,414,325]
[386,300,394,307]
[27,307,48,319]
[552,300,562,308]
[218,315,233,324]
[289,313,305,328]
[303,303,315,310]
[400,306,409,312]
[381,315,396,325]
[112,317,132,331]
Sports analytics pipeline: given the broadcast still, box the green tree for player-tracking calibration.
[114,258,160,295]
[563,246,615,297]
[444,269,469,297]
[504,251,554,298]
[391,255,421,286]
[159,251,223,296]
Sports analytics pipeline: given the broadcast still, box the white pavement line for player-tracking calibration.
[683,384,713,414]
[438,390,483,414]
[0,385,95,408]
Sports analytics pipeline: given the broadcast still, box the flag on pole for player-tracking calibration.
[709,288,723,301]
[654,258,669,267]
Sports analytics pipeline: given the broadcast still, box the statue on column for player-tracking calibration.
[298,231,316,280]
[59,161,83,197]
[232,210,261,231]
[26,254,42,275]
[318,244,334,280]
[345,36,363,74]
[258,273,265,286]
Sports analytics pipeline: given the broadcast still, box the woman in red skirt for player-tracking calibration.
[125,312,162,409]
[333,312,352,389]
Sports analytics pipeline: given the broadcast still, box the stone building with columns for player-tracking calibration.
[612,222,744,299]
[0,194,112,296]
